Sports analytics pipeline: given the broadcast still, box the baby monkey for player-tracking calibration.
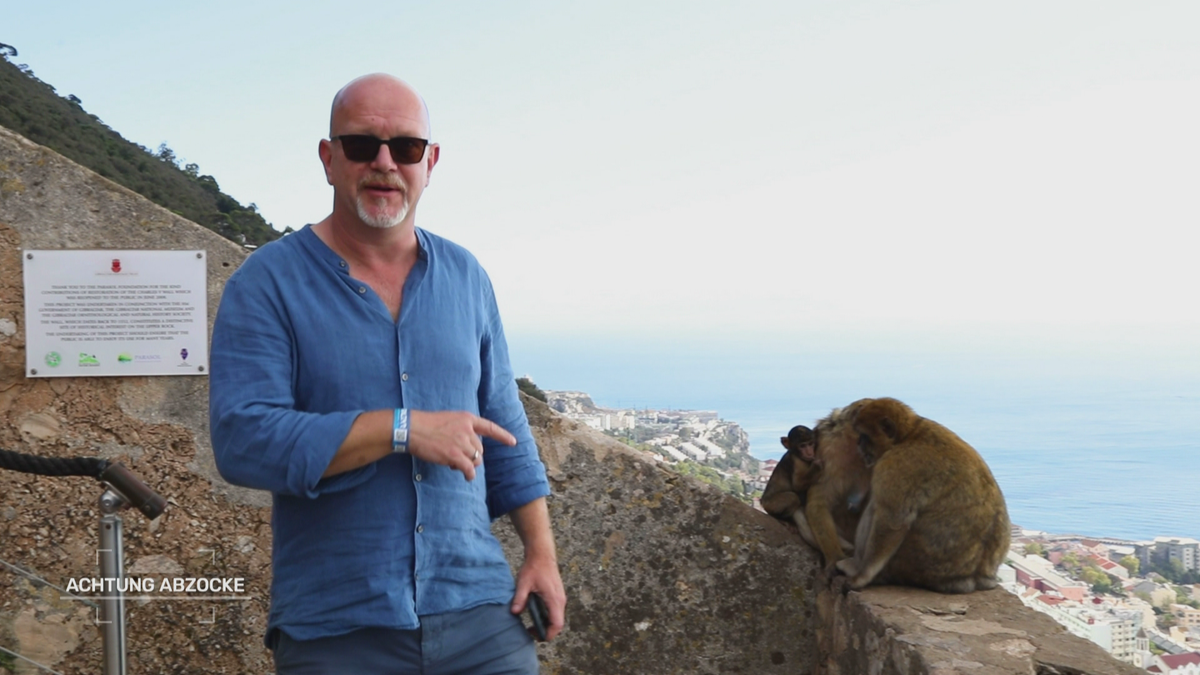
[760,425,825,549]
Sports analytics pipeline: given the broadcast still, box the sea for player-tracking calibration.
[508,333,1200,543]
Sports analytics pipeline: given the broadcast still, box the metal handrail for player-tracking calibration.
[0,448,167,675]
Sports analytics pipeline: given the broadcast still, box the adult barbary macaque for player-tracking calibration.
[760,425,821,545]
[834,397,1010,593]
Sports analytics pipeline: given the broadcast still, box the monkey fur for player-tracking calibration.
[833,397,1011,593]
[760,425,822,546]
[801,405,874,568]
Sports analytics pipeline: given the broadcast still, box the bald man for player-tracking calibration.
[210,74,564,675]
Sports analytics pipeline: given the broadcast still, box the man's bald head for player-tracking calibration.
[329,73,432,139]
[319,73,440,233]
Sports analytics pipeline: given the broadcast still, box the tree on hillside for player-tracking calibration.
[1024,543,1046,557]
[674,461,750,505]
[1119,555,1140,576]
[156,142,178,166]
[516,377,547,402]
[1175,586,1200,609]
[1080,566,1113,594]
[1149,559,1200,585]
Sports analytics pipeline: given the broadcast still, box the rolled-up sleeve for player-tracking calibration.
[477,277,550,520]
[209,267,373,498]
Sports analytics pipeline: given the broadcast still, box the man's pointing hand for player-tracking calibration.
[409,411,516,481]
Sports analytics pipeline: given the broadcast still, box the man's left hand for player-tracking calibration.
[511,552,566,641]
[508,498,566,641]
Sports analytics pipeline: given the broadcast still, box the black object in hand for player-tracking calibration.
[526,592,548,642]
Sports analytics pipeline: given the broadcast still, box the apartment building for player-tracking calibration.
[1009,553,1089,602]
[1172,604,1200,629]
[1158,538,1200,573]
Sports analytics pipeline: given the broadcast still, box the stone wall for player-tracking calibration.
[497,397,819,674]
[0,126,1146,674]
[814,581,1145,674]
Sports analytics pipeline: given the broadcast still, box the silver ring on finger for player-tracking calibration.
[472,450,479,461]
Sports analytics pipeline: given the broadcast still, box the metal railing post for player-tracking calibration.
[98,489,128,675]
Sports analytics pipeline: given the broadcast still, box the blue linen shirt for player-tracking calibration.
[208,224,550,641]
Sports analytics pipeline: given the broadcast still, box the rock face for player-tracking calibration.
[545,390,601,415]
[0,126,1145,675]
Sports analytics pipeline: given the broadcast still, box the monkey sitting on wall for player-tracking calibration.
[801,406,874,569]
[833,397,1011,593]
[760,425,824,547]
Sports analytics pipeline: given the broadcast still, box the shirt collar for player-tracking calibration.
[297,223,429,271]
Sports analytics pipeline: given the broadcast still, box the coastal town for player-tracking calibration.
[543,389,762,500]
[1000,533,1200,673]
[544,388,1200,673]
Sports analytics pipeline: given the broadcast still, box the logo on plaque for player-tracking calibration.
[44,352,62,368]
[111,259,122,273]
[78,353,100,367]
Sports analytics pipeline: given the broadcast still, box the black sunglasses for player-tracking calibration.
[331,135,430,164]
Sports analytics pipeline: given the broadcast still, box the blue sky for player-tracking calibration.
[6,1,1199,358]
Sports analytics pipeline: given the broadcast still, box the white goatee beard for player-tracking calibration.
[356,194,410,229]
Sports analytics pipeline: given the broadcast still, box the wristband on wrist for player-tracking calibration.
[392,408,409,454]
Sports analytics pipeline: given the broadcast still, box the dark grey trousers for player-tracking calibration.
[272,603,539,675]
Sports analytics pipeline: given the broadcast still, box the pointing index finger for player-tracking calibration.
[474,417,517,446]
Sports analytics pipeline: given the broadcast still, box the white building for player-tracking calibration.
[692,437,727,458]
[678,442,707,461]
[1109,609,1140,663]
[1151,651,1200,674]
[1022,593,1141,659]
[659,445,688,462]
[1157,538,1200,572]
[1110,597,1157,636]
[1009,553,1089,602]
[1045,602,1114,652]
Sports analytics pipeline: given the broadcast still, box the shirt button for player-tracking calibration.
[416,525,424,534]
[339,261,347,268]
[357,286,366,294]
[401,372,409,381]
[414,473,422,482]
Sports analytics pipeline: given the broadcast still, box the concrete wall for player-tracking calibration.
[0,126,1145,674]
